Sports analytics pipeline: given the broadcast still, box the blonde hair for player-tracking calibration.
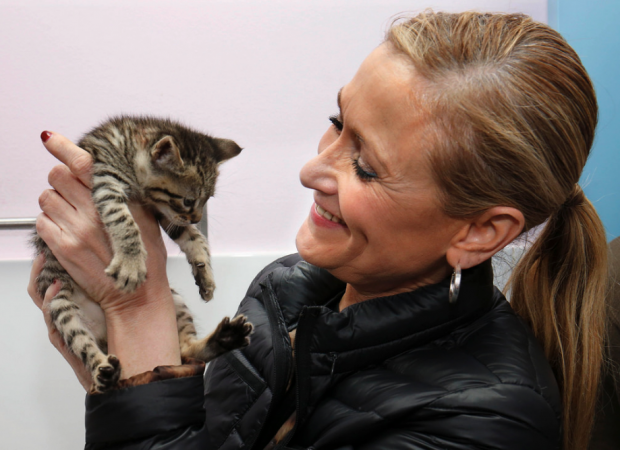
[387,11,608,450]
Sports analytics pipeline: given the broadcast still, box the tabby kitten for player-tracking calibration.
[33,116,252,393]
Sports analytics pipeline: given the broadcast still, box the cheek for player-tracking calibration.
[340,185,385,231]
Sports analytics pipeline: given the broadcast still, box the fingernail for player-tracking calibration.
[41,131,52,142]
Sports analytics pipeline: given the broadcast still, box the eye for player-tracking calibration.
[183,198,195,207]
[352,158,377,181]
[329,115,343,131]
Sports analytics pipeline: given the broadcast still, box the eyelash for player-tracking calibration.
[329,115,343,131]
[328,115,377,181]
[352,158,377,181]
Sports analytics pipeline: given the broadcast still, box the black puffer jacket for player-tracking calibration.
[85,254,562,449]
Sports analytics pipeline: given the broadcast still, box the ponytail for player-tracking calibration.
[508,186,608,450]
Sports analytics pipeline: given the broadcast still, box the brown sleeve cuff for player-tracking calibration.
[91,357,206,393]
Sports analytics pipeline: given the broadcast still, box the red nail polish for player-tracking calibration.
[41,131,52,142]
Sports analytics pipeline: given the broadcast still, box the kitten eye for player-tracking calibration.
[183,198,195,207]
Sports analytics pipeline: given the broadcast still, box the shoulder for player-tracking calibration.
[325,294,562,449]
[385,295,561,446]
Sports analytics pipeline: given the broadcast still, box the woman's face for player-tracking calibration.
[296,44,466,297]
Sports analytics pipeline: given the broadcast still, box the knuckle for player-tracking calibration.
[35,214,47,236]
[35,223,44,241]
[48,164,68,185]
[38,190,52,209]
[71,154,93,177]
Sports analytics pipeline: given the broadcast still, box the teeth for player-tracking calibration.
[316,204,343,224]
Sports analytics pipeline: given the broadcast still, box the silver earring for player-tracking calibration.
[449,263,461,304]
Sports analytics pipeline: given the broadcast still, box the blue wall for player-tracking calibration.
[550,0,620,240]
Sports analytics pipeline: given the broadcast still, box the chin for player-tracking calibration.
[296,222,324,266]
[295,222,343,271]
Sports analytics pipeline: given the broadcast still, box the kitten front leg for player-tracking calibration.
[160,218,214,301]
[92,167,147,292]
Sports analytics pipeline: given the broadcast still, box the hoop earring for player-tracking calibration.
[449,263,461,304]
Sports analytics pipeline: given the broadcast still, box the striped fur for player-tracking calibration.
[33,116,248,393]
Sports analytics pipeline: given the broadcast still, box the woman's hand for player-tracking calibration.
[35,132,170,313]
[33,131,181,379]
[27,253,92,391]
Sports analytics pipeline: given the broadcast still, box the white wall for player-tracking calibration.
[0,1,546,449]
[0,0,546,260]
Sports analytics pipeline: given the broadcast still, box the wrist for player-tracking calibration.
[104,286,182,379]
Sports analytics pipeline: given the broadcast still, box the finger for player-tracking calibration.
[48,164,96,213]
[41,131,93,188]
[27,253,46,309]
[38,189,78,230]
[36,211,67,255]
[43,279,63,304]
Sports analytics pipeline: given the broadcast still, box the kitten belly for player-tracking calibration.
[73,285,107,343]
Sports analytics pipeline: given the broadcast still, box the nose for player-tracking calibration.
[189,211,202,224]
[299,130,340,195]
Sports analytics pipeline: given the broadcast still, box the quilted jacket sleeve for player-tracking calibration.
[354,384,561,450]
[84,375,209,450]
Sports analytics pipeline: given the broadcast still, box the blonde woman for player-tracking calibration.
[29,12,607,450]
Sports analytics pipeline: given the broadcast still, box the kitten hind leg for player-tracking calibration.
[48,282,121,393]
[172,290,252,362]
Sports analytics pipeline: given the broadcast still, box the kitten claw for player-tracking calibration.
[92,354,122,393]
[105,254,147,292]
[213,315,253,351]
[192,262,215,302]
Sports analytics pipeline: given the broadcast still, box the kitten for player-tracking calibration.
[33,116,252,393]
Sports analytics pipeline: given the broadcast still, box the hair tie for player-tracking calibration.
[560,184,584,210]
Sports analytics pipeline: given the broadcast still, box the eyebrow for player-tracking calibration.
[336,87,392,176]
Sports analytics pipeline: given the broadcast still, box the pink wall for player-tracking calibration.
[0,0,547,260]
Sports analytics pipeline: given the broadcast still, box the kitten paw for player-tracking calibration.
[192,261,215,301]
[213,315,253,351]
[106,254,147,292]
[92,355,121,393]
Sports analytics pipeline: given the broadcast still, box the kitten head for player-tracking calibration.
[134,118,241,226]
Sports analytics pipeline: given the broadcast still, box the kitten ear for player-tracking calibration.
[152,136,184,170]
[212,138,242,163]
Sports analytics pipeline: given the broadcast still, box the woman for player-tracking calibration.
[28,11,607,450]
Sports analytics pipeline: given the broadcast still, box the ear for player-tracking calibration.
[151,136,183,170]
[446,206,525,270]
[212,138,242,163]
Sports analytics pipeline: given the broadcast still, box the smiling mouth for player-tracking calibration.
[316,204,345,225]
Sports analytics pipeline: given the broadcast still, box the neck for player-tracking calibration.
[338,266,454,312]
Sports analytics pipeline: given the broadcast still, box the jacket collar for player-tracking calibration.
[268,257,497,374]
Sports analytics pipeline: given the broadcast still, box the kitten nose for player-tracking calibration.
[190,213,202,224]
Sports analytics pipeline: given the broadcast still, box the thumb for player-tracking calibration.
[40,131,93,188]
